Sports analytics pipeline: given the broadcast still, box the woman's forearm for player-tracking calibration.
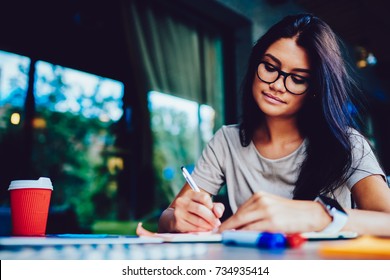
[344,209,390,236]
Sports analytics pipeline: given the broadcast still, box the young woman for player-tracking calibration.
[158,14,390,235]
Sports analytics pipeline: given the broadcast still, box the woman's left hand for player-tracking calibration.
[219,191,331,233]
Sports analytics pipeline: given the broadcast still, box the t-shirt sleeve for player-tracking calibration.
[191,127,227,195]
[346,131,386,189]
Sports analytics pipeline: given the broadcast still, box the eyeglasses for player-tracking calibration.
[256,61,310,95]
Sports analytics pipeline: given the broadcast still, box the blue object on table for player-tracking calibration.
[222,230,287,249]
[257,232,286,249]
[48,234,111,238]
[0,207,11,236]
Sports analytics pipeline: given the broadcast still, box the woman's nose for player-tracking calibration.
[269,76,287,93]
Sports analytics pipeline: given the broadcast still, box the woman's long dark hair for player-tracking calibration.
[239,14,363,200]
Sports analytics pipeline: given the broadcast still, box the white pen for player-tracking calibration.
[181,166,200,192]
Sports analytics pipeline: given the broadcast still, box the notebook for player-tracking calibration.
[301,231,358,240]
[153,232,222,243]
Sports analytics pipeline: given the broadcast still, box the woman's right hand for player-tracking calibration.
[158,184,224,233]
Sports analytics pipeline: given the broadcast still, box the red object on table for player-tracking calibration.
[286,233,307,248]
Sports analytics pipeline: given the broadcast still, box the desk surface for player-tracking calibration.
[0,236,377,260]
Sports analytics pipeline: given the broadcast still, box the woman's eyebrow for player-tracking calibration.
[263,53,311,74]
[264,53,281,65]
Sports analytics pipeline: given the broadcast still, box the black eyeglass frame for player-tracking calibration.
[256,61,310,95]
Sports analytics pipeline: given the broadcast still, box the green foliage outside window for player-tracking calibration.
[0,51,125,230]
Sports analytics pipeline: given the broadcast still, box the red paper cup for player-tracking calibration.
[8,177,53,236]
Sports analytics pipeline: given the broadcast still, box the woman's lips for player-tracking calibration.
[262,92,287,104]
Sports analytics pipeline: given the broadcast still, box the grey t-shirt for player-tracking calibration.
[191,124,385,211]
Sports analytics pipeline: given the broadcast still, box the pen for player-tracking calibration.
[181,166,200,192]
[222,230,287,249]
[221,230,306,249]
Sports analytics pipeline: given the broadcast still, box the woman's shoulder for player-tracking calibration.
[219,124,240,134]
[211,124,240,145]
[347,127,363,136]
[347,127,371,146]
[347,127,376,156]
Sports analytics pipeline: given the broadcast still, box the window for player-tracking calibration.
[32,61,124,226]
[0,50,30,125]
[0,50,125,229]
[0,50,30,204]
[126,1,226,212]
[148,91,215,207]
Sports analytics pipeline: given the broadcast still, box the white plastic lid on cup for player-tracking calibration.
[8,177,53,191]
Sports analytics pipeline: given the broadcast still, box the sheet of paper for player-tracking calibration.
[136,222,221,243]
[153,232,222,243]
[301,231,358,240]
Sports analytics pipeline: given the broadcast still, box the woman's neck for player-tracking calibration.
[252,117,304,159]
[255,117,302,144]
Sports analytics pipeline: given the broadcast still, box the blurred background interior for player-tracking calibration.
[1,0,389,235]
